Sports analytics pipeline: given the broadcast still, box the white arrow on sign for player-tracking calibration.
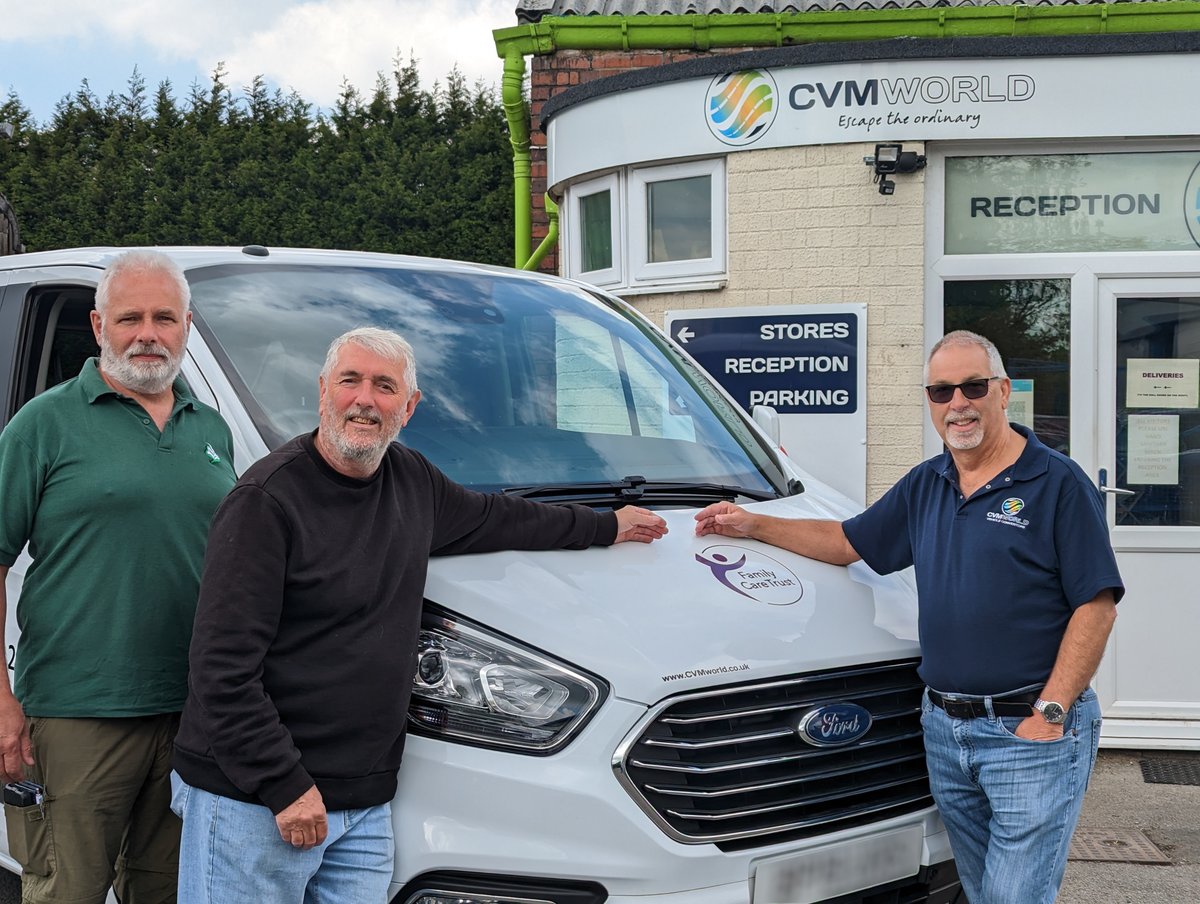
[676,326,695,344]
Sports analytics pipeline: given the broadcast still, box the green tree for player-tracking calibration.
[0,59,514,264]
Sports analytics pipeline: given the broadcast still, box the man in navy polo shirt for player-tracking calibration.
[694,330,1122,904]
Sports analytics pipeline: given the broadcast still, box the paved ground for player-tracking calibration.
[1059,749,1200,903]
[0,750,1195,902]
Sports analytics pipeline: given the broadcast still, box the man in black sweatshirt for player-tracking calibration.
[171,327,667,904]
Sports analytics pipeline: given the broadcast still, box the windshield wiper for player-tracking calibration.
[501,475,781,507]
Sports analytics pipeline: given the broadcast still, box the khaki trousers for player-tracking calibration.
[4,714,181,904]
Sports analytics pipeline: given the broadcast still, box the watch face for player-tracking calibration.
[1040,701,1066,724]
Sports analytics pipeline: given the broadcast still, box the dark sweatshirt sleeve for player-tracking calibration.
[415,454,618,555]
[185,485,314,814]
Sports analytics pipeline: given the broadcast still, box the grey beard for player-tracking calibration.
[321,407,400,467]
[99,340,182,396]
[328,430,391,463]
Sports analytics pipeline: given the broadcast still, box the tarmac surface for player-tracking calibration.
[0,750,1196,903]
[1058,749,1200,904]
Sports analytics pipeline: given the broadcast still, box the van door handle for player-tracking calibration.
[1098,468,1136,496]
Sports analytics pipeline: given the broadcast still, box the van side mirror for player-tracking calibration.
[751,404,781,446]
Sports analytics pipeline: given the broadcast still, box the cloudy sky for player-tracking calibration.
[1,0,518,125]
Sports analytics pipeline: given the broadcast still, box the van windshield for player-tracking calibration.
[187,262,785,497]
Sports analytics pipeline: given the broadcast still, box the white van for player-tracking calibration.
[0,247,959,903]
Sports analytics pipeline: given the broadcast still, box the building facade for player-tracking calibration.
[495,0,1200,747]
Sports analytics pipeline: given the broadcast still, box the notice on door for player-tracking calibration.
[1008,379,1034,429]
[1126,358,1199,408]
[1128,414,1180,485]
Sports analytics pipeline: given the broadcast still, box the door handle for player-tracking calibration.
[1098,468,1136,496]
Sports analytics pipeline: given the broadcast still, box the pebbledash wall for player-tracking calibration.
[500,1,1200,503]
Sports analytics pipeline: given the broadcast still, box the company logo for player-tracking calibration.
[705,70,778,147]
[695,544,803,605]
[988,498,1030,529]
[1186,159,1200,249]
[796,703,873,748]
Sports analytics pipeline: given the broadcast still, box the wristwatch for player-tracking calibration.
[1034,698,1067,724]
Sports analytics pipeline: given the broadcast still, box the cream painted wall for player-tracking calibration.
[630,142,930,502]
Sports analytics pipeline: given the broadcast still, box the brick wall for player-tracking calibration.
[631,144,929,501]
[529,48,746,274]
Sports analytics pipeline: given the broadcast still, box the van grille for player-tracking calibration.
[613,660,931,850]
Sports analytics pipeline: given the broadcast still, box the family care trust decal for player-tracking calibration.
[695,544,806,605]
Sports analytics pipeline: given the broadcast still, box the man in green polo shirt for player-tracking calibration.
[0,250,236,904]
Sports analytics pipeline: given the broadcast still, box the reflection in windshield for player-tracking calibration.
[188,263,784,496]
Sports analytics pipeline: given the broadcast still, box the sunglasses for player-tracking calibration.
[924,377,1002,404]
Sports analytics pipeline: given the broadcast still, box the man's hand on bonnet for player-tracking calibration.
[613,506,668,544]
[694,501,755,538]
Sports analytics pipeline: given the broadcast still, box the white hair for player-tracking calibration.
[94,250,190,316]
[320,327,419,396]
[925,330,1007,382]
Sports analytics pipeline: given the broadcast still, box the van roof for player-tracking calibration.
[0,246,545,282]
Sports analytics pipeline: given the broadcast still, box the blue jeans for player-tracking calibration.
[920,688,1101,904]
[170,774,393,904]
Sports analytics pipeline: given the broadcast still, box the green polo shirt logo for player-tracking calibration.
[205,442,222,464]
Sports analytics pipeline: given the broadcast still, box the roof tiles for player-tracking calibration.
[516,0,1163,23]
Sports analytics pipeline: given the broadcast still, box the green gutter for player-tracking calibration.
[495,3,1200,58]
[493,2,1200,267]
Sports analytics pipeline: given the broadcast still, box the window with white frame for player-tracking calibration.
[567,173,621,287]
[564,158,726,292]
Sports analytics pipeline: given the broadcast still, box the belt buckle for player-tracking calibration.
[942,697,975,719]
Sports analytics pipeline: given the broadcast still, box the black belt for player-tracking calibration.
[927,688,1041,719]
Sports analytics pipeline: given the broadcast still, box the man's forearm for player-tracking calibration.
[749,517,861,566]
[0,565,32,780]
[1041,591,1118,706]
[0,566,10,696]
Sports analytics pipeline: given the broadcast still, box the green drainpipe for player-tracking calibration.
[523,193,558,271]
[502,48,532,269]
[494,2,1200,269]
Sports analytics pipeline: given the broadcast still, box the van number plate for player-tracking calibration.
[752,825,922,904]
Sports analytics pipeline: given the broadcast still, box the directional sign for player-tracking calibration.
[665,304,867,504]
[668,312,858,414]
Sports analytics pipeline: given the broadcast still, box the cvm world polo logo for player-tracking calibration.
[1186,159,1200,249]
[1001,497,1025,516]
[705,70,778,147]
[796,703,873,748]
[695,544,804,605]
[988,497,1030,529]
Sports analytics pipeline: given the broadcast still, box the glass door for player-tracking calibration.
[1099,280,1200,548]
[1095,278,1200,743]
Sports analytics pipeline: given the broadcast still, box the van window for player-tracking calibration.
[187,264,783,496]
[10,289,98,412]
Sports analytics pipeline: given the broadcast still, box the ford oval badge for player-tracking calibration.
[796,703,873,748]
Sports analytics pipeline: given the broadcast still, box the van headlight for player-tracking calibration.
[407,608,606,754]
